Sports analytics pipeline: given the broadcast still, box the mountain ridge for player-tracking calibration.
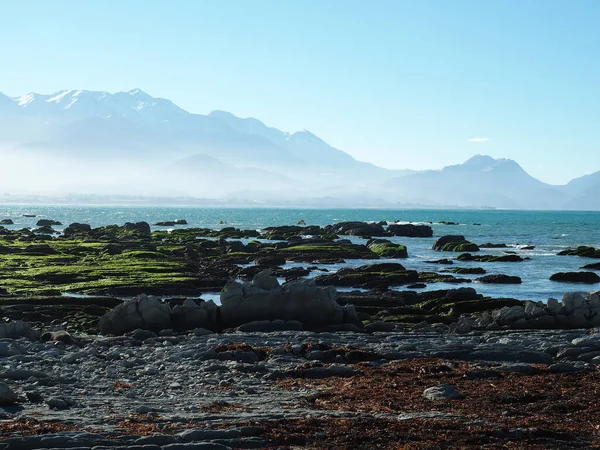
[1,89,599,209]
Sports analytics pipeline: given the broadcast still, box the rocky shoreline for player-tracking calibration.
[2,219,600,448]
[2,326,600,448]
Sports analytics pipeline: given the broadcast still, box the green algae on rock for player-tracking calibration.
[432,235,479,252]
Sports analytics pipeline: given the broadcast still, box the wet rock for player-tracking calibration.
[387,223,433,237]
[36,219,62,226]
[477,274,522,284]
[123,221,151,233]
[325,221,386,237]
[550,272,600,284]
[432,235,479,252]
[366,239,408,258]
[63,223,92,235]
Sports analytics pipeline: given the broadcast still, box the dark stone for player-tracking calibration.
[432,235,479,252]
[387,223,433,237]
[123,221,151,233]
[550,272,600,284]
[477,274,522,284]
[63,223,92,236]
[36,219,62,226]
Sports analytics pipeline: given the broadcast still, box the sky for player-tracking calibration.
[1,0,599,184]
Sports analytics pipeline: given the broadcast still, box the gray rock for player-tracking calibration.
[546,298,561,314]
[0,382,18,405]
[46,397,69,409]
[135,435,178,446]
[0,320,38,340]
[177,428,241,442]
[423,384,462,400]
[365,321,396,333]
[194,328,215,336]
[563,292,587,313]
[528,315,556,328]
[99,294,172,335]
[220,272,346,328]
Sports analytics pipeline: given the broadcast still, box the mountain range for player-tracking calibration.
[0,89,599,209]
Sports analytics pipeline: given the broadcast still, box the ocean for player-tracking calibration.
[1,205,599,303]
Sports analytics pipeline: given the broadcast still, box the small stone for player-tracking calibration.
[423,384,462,400]
[46,397,69,409]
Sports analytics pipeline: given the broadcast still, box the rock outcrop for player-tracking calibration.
[171,298,218,331]
[387,223,433,237]
[220,270,359,329]
[550,272,600,284]
[432,235,479,252]
[99,294,172,335]
[457,291,600,331]
[0,320,38,340]
[325,221,386,237]
[366,239,408,258]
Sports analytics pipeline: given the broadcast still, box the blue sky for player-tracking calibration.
[1,0,598,184]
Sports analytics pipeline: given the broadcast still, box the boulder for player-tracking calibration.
[154,220,188,226]
[0,219,13,225]
[423,384,462,400]
[558,246,600,258]
[325,221,386,237]
[476,274,522,284]
[255,255,287,267]
[63,223,92,236]
[123,221,151,233]
[0,382,18,405]
[444,287,481,301]
[562,292,587,313]
[220,270,352,329]
[171,299,217,331]
[36,219,62,226]
[0,320,38,340]
[550,272,600,284]
[432,235,479,252]
[387,223,433,237]
[99,294,172,335]
[492,306,526,326]
[546,298,561,314]
[366,238,408,258]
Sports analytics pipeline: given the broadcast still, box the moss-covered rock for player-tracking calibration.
[432,235,479,252]
[366,239,408,258]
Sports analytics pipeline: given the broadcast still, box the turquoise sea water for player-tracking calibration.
[1,205,600,303]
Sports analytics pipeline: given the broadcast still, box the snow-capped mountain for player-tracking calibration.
[2,89,600,208]
[1,89,189,123]
[0,89,401,176]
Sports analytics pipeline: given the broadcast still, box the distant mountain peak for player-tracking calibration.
[464,154,498,165]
